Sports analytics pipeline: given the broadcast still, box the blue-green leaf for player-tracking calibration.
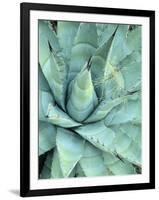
[105,92,141,126]
[68,23,98,81]
[41,51,67,110]
[79,142,108,176]
[75,121,115,152]
[97,23,118,46]
[56,128,85,177]
[108,25,131,66]
[84,95,129,123]
[39,65,54,121]
[39,64,50,92]
[46,103,81,128]
[103,152,136,175]
[110,123,141,166]
[57,21,79,62]
[91,29,117,98]
[127,25,141,52]
[39,90,54,122]
[67,65,98,122]
[51,148,64,178]
[39,121,56,155]
[75,163,86,177]
[39,20,61,67]
[40,151,53,179]
[117,51,141,92]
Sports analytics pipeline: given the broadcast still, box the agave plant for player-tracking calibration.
[39,20,141,179]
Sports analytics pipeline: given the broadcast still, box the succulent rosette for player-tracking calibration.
[39,20,141,179]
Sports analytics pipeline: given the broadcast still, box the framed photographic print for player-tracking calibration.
[20,2,155,197]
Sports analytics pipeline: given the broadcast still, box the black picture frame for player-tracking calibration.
[20,2,155,197]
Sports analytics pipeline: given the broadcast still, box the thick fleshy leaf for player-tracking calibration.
[51,148,77,178]
[79,142,108,176]
[110,122,141,165]
[101,26,141,100]
[74,121,115,152]
[121,141,141,166]
[111,128,141,166]
[67,65,98,122]
[105,92,141,126]
[103,63,125,101]
[107,25,131,66]
[39,121,56,155]
[84,95,129,123]
[56,128,85,177]
[46,103,81,128]
[91,29,117,98]
[75,163,86,177]
[39,90,54,121]
[41,51,67,110]
[39,20,61,67]
[127,25,141,52]
[103,152,136,175]
[68,23,98,81]
[57,21,79,62]
[110,123,141,143]
[97,25,136,101]
[51,148,64,178]
[39,64,50,92]
[40,150,53,179]
[97,23,118,46]
[117,51,141,92]
[39,65,54,121]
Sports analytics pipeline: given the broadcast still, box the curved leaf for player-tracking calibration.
[41,51,67,110]
[103,152,136,175]
[40,150,53,179]
[67,65,98,122]
[84,95,129,123]
[39,20,61,67]
[39,90,54,121]
[51,148,64,178]
[96,23,118,46]
[75,163,86,177]
[117,51,141,92]
[105,92,141,126]
[39,64,54,121]
[39,64,50,92]
[68,23,98,81]
[110,122,141,165]
[46,103,81,128]
[56,128,85,177]
[91,29,117,98]
[39,121,56,155]
[51,148,77,178]
[110,123,141,143]
[121,141,141,166]
[74,121,115,152]
[57,21,79,62]
[127,25,141,52]
[79,142,108,176]
[113,131,141,166]
[107,25,131,66]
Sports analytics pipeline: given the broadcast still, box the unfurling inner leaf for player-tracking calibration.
[67,65,98,122]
